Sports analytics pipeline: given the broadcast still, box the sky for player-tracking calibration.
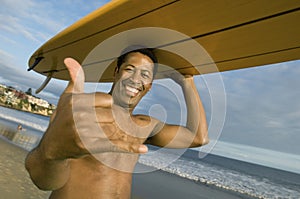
[1,0,299,172]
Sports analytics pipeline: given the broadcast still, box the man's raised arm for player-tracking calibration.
[146,74,208,148]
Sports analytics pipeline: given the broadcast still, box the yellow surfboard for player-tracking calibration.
[28,0,300,92]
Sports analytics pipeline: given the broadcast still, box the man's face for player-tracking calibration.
[112,52,154,109]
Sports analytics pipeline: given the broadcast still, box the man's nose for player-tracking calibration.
[131,71,142,83]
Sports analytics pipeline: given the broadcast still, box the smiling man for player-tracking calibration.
[25,47,208,199]
[110,48,156,109]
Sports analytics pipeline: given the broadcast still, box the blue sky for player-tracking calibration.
[1,0,299,173]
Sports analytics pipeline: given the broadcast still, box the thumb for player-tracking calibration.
[64,57,85,93]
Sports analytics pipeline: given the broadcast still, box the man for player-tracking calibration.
[25,47,208,199]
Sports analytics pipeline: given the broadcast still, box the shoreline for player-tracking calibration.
[0,123,40,151]
[0,137,257,199]
[1,118,299,198]
[132,163,258,199]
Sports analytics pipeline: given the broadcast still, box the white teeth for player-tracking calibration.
[126,86,138,94]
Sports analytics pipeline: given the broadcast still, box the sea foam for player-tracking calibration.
[138,148,300,199]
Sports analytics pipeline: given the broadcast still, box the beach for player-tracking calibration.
[0,105,299,199]
[2,131,300,198]
[0,137,256,199]
[0,138,50,199]
[132,164,256,199]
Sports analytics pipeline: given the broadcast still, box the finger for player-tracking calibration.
[64,57,85,93]
[85,138,148,154]
[109,131,148,153]
[123,143,148,154]
[94,92,113,108]
[109,140,148,154]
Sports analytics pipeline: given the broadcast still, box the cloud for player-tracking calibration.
[209,141,300,174]
[0,2,45,43]
[0,60,66,104]
[0,0,110,104]
[220,60,300,154]
[0,0,108,46]
[0,49,14,64]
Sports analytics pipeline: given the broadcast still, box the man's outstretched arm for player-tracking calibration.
[25,58,148,190]
[146,75,208,148]
[25,58,83,190]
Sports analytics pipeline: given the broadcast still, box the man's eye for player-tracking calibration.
[142,73,150,79]
[125,68,134,72]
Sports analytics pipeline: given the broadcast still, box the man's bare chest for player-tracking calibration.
[96,106,156,142]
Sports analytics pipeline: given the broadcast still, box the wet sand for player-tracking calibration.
[0,138,50,199]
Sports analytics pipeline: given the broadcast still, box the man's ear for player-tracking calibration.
[114,67,119,75]
[113,67,119,79]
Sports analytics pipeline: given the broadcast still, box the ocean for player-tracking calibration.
[138,147,300,199]
[0,106,299,199]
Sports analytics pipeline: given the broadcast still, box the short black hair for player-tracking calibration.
[117,46,158,77]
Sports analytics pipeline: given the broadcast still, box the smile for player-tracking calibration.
[125,85,140,96]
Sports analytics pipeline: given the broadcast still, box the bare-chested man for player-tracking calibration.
[25,48,208,199]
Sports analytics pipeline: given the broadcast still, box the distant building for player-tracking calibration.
[0,83,56,116]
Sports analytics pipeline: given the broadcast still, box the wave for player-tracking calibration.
[138,149,300,199]
[0,112,47,133]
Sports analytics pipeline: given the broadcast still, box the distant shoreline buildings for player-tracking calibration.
[0,83,56,117]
